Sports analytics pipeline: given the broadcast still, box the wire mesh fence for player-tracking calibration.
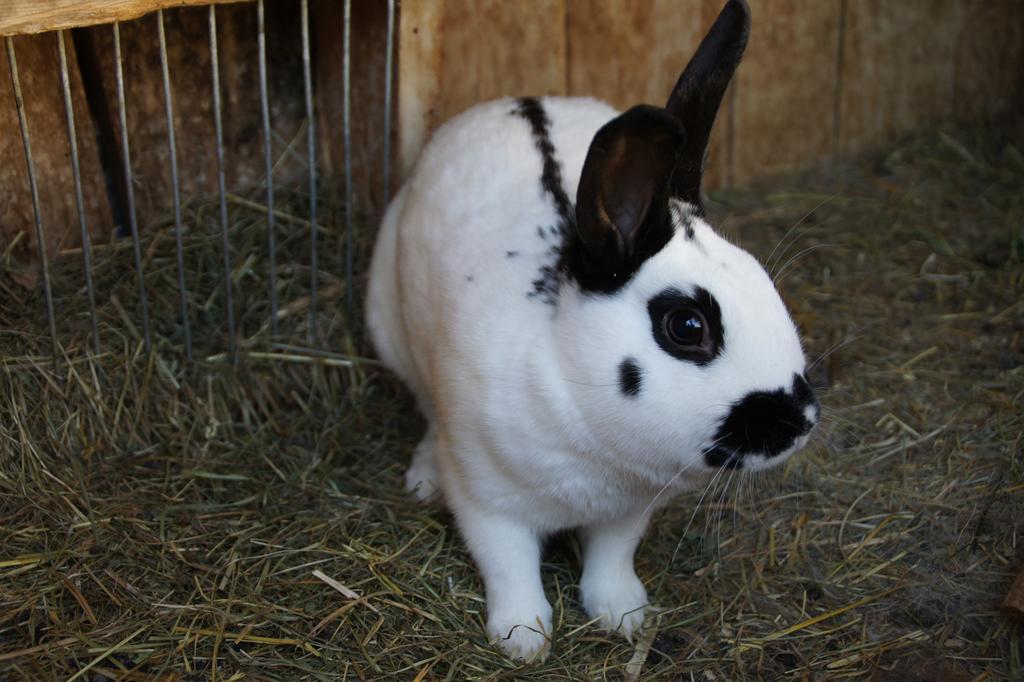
[2,0,393,368]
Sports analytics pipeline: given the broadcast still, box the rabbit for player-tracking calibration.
[366,0,818,662]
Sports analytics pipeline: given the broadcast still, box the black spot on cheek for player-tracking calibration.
[618,357,643,397]
[465,275,474,282]
[505,250,519,258]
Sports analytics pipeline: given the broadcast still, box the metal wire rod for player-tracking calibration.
[257,0,279,337]
[342,0,353,322]
[209,4,237,359]
[113,22,153,354]
[301,0,318,342]
[6,37,59,363]
[57,30,99,355]
[383,0,395,209]
[157,9,193,360]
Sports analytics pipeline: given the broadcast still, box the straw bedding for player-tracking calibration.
[1,117,1022,679]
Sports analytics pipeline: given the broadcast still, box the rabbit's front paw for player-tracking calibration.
[580,569,648,641]
[404,431,440,503]
[487,604,552,662]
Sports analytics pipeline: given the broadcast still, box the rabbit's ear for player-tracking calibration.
[666,0,750,207]
[571,105,685,292]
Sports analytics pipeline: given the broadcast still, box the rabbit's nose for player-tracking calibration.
[704,373,820,468]
[792,372,820,431]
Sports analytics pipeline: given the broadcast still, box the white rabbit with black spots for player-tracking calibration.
[366,0,818,661]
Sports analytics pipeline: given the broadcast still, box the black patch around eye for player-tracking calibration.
[619,357,643,397]
[647,287,724,365]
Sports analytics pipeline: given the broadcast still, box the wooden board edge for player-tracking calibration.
[396,0,445,182]
[0,0,248,36]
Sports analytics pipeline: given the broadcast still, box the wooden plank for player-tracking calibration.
[393,0,1024,194]
[0,32,111,277]
[567,0,705,109]
[838,0,958,155]
[456,0,569,115]
[0,0,246,36]
[732,0,842,185]
[396,0,567,181]
[952,0,1024,118]
[314,0,390,209]
[397,0,445,180]
[436,0,566,123]
[567,0,733,188]
[77,0,304,230]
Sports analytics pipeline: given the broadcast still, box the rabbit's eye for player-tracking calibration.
[647,287,723,365]
[664,309,706,348]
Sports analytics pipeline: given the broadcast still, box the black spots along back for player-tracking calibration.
[513,97,574,227]
[512,97,573,306]
[675,200,697,240]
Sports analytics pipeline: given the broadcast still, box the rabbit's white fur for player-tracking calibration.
[367,99,811,660]
[366,1,815,660]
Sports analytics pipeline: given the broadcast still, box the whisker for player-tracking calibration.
[807,333,860,372]
[563,378,619,388]
[671,450,737,561]
[764,192,839,276]
[671,452,732,567]
[633,435,729,535]
[712,465,738,564]
[774,242,841,285]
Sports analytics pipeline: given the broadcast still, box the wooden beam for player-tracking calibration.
[732,0,842,185]
[0,0,247,36]
[397,0,567,183]
[838,0,958,155]
[952,0,1024,118]
[0,33,112,277]
[397,0,445,180]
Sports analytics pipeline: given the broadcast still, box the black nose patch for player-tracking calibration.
[705,373,818,467]
[793,372,821,422]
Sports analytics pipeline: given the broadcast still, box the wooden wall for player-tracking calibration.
[1,0,1022,271]
[398,0,1024,186]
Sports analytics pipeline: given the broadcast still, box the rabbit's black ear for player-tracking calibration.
[569,105,685,293]
[666,0,750,207]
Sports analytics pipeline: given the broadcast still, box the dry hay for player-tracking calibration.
[1,116,1022,680]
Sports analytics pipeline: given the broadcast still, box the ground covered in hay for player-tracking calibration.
[1,117,1022,680]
